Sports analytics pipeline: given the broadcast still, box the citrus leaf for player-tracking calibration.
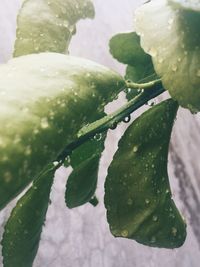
[168,0,200,12]
[65,132,106,208]
[2,165,55,267]
[66,155,100,208]
[109,32,152,66]
[109,32,156,100]
[14,0,95,57]
[0,52,125,210]
[135,0,200,112]
[105,99,187,248]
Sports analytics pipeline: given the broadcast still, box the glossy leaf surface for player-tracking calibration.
[65,133,106,208]
[2,166,55,267]
[14,0,94,57]
[105,99,186,248]
[135,0,200,112]
[0,52,124,210]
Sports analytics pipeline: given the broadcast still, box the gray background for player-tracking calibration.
[0,0,200,266]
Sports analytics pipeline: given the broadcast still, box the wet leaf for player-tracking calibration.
[105,99,187,248]
[0,53,124,210]
[14,0,95,56]
[65,132,106,208]
[2,165,55,267]
[135,0,200,112]
[109,32,156,100]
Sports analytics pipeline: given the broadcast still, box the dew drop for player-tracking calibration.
[150,236,156,243]
[121,230,129,237]
[171,227,177,236]
[196,69,200,77]
[53,161,59,166]
[152,215,158,222]
[94,133,102,141]
[41,118,49,129]
[127,198,133,205]
[110,121,117,130]
[24,230,28,235]
[172,65,178,72]
[123,115,131,123]
[145,199,150,204]
[147,100,155,107]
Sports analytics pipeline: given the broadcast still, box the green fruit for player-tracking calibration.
[14,0,94,57]
[105,99,186,248]
[0,52,124,210]
[135,0,200,112]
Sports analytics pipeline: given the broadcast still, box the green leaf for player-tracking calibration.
[135,0,200,112]
[109,32,151,66]
[14,0,95,57]
[168,0,200,12]
[2,165,55,267]
[0,52,125,210]
[105,99,187,248]
[109,32,156,100]
[65,132,106,208]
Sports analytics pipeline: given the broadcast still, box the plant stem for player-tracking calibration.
[125,78,162,89]
[57,85,165,162]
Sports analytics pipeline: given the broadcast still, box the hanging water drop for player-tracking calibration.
[123,115,131,123]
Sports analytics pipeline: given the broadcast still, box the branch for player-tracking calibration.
[57,84,165,162]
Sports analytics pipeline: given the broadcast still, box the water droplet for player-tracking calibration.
[41,118,49,129]
[150,236,156,243]
[127,198,133,205]
[171,227,177,236]
[53,161,59,167]
[172,65,177,72]
[152,215,158,222]
[24,230,28,235]
[121,230,129,237]
[147,100,155,106]
[24,146,32,156]
[123,115,131,123]
[196,69,200,77]
[94,133,102,141]
[110,121,117,130]
[145,199,150,204]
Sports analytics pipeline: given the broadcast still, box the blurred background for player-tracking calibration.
[0,0,200,266]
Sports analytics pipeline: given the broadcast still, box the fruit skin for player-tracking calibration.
[0,52,125,210]
[14,0,95,57]
[135,0,200,112]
